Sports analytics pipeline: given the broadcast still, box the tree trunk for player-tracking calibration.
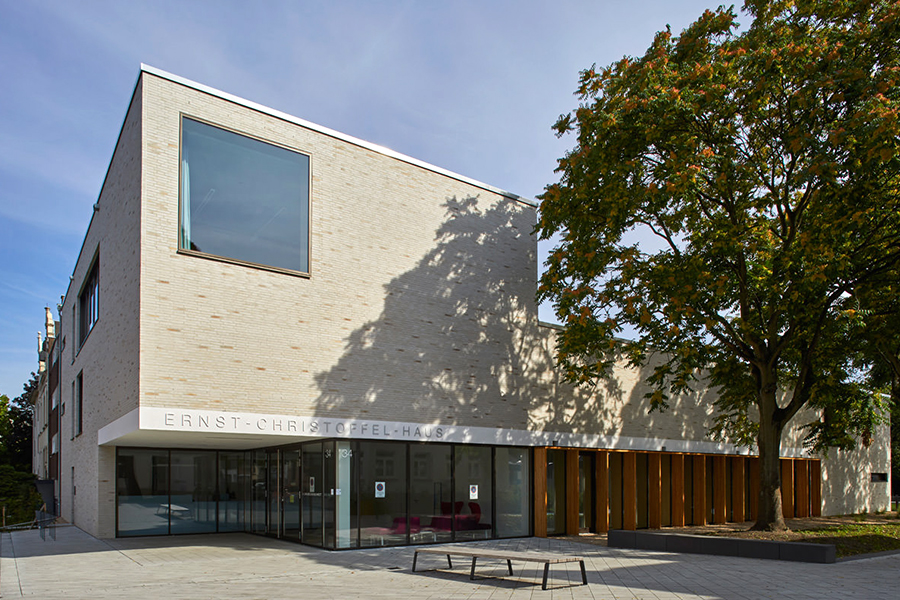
[753,382,787,531]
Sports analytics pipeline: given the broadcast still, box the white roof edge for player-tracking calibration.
[140,64,538,208]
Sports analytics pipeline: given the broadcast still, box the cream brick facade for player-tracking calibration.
[136,72,538,429]
[59,78,143,537]
[53,66,889,539]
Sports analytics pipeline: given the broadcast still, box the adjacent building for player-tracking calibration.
[32,307,61,513]
[39,65,890,545]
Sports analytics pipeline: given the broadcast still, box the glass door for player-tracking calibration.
[282,449,301,540]
[251,451,267,534]
[302,443,324,546]
[323,441,337,548]
[334,441,358,548]
[267,450,280,536]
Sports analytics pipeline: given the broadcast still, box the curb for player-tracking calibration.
[608,529,836,563]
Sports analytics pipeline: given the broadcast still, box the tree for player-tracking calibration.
[538,0,900,530]
[847,265,900,496]
[9,374,37,471]
[0,373,36,472]
[0,374,40,523]
[0,394,9,458]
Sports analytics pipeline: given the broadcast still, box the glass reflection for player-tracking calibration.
[334,441,357,548]
[358,442,407,547]
[251,451,267,533]
[454,446,493,540]
[169,451,217,534]
[180,118,310,273]
[116,441,532,545]
[302,443,324,546]
[409,444,452,544]
[495,447,530,537]
[283,450,300,540]
[218,451,247,532]
[116,448,169,536]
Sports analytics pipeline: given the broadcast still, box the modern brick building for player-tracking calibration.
[40,65,890,545]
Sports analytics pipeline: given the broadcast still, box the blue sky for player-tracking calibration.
[0,0,724,398]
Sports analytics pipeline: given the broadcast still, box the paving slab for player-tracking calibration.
[1,525,898,599]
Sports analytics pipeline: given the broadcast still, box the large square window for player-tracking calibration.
[180,117,310,274]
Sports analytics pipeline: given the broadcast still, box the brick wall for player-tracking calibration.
[138,72,539,430]
[59,79,143,537]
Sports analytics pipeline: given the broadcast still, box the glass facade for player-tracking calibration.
[116,448,169,536]
[250,451,266,533]
[358,441,408,547]
[117,445,814,540]
[334,441,357,548]
[115,441,532,546]
[409,444,452,544]
[282,449,301,540]
[169,450,217,534]
[218,451,246,532]
[496,447,530,537]
[454,446,493,540]
[301,442,325,546]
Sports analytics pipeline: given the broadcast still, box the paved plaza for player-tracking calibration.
[1,525,898,599]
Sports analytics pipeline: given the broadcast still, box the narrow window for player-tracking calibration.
[78,258,99,346]
[74,372,83,436]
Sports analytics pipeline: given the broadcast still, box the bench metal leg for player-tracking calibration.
[580,560,587,585]
[506,559,513,576]
[542,563,550,590]
[469,557,477,580]
[446,554,453,568]
[412,551,419,572]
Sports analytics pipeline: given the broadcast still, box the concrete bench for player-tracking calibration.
[412,546,587,590]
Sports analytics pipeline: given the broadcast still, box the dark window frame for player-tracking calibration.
[178,115,312,277]
[78,257,100,347]
[74,372,83,437]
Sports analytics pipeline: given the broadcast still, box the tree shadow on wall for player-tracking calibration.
[530,332,721,446]
[311,194,719,447]
[312,195,541,435]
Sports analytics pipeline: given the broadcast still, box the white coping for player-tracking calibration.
[140,64,537,208]
[98,406,810,458]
